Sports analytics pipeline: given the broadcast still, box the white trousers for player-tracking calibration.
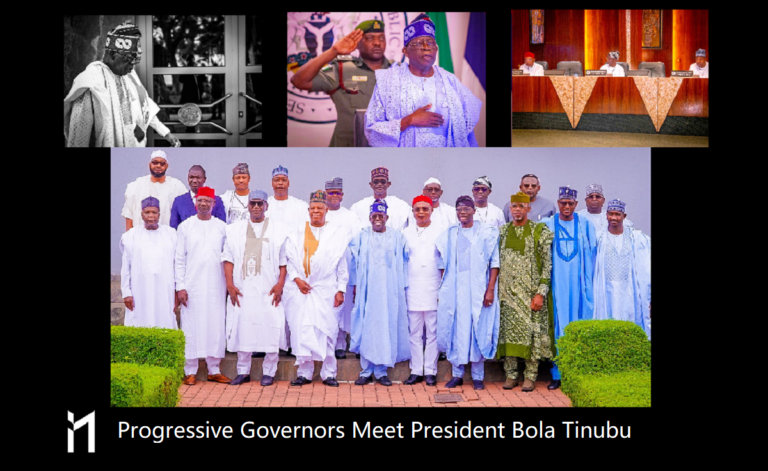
[185,357,221,376]
[237,351,279,377]
[408,310,438,376]
[297,335,337,380]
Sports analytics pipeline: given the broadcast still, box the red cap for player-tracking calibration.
[412,195,433,207]
[196,187,215,199]
[524,52,535,59]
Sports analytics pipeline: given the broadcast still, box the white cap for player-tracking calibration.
[150,149,168,162]
[424,177,442,187]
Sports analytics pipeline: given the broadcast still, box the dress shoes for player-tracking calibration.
[547,379,561,390]
[503,378,519,390]
[376,375,393,386]
[230,374,250,386]
[323,377,339,387]
[260,375,274,386]
[472,380,485,390]
[335,349,346,359]
[522,379,535,392]
[290,376,311,386]
[356,353,361,359]
[280,348,296,358]
[207,373,232,383]
[438,352,447,361]
[355,375,373,386]
[425,375,437,386]
[404,374,424,385]
[445,377,463,388]
[252,352,266,358]
[182,374,196,385]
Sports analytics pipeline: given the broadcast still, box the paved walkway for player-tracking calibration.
[179,380,571,407]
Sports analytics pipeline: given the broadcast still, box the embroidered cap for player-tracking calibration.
[249,189,268,201]
[586,183,603,196]
[325,177,343,190]
[510,191,530,203]
[310,190,327,204]
[473,176,492,190]
[696,48,706,57]
[371,167,389,179]
[233,162,250,176]
[105,21,141,54]
[272,165,289,178]
[607,199,626,213]
[404,14,436,46]
[608,51,620,60]
[370,199,388,214]
[558,186,578,201]
[141,196,160,210]
[455,195,475,209]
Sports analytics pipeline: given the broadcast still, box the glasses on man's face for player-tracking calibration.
[413,207,431,213]
[249,200,265,207]
[558,201,576,207]
[424,186,441,194]
[408,39,437,49]
[326,191,342,196]
[456,207,474,214]
[522,184,538,189]
[472,187,489,193]
[371,179,388,185]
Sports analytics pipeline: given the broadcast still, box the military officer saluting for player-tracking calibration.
[290,20,392,147]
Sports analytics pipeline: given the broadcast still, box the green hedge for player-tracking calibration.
[557,320,651,408]
[111,326,185,377]
[111,363,181,407]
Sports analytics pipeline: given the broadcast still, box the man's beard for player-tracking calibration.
[150,169,166,178]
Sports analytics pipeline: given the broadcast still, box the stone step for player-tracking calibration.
[193,352,553,383]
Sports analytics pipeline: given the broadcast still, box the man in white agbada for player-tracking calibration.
[689,48,709,78]
[220,163,253,225]
[222,189,294,387]
[471,176,505,228]
[407,177,457,232]
[283,190,351,387]
[350,166,411,231]
[120,196,177,329]
[519,52,544,76]
[122,150,187,230]
[63,21,180,147]
[600,51,626,77]
[403,195,444,387]
[593,199,651,339]
[174,187,229,386]
[576,183,633,237]
[322,178,364,359]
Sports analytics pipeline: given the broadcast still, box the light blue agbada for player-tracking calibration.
[543,214,597,339]
[348,228,410,367]
[593,227,651,339]
[435,223,500,366]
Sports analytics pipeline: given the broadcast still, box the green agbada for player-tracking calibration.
[496,221,555,364]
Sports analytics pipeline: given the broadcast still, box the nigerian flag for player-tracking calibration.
[426,12,454,73]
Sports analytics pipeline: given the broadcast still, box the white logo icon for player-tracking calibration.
[424,24,434,35]
[67,411,95,453]
[115,38,132,50]
[404,26,415,42]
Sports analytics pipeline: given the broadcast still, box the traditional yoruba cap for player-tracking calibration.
[150,149,167,162]
[233,162,249,175]
[249,189,268,201]
[586,183,603,196]
[510,191,530,203]
[370,199,388,214]
[455,195,475,209]
[473,176,492,190]
[141,196,160,210]
[356,19,385,34]
[309,190,327,204]
[325,177,343,190]
[105,21,141,54]
[371,167,389,179]
[607,199,626,213]
[196,187,215,199]
[608,51,620,60]
[272,165,289,178]
[404,13,436,46]
[412,195,432,207]
[524,52,535,59]
[424,177,441,187]
[696,48,706,57]
[558,186,578,200]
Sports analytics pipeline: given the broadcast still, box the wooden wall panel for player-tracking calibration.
[512,10,584,71]
[628,10,643,70]
[511,10,530,71]
[512,77,566,114]
[581,78,648,115]
[639,9,673,76]
[585,10,623,71]
[668,79,708,117]
[673,10,709,72]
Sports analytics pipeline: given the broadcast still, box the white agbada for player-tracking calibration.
[325,207,364,337]
[350,195,411,231]
[473,203,505,228]
[520,63,545,76]
[600,64,626,76]
[403,223,443,311]
[407,202,457,233]
[577,208,634,238]
[222,218,294,353]
[689,62,709,78]
[265,195,309,227]
[122,175,188,227]
[120,225,177,329]
[175,216,228,359]
[220,190,251,224]
[283,221,351,367]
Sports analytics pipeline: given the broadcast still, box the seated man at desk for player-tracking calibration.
[519,52,544,76]
[600,51,625,77]
[689,49,709,78]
